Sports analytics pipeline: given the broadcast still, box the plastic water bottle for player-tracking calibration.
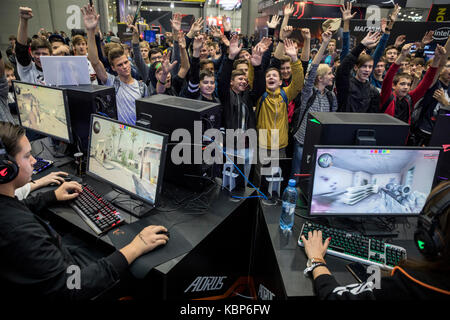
[280,179,298,231]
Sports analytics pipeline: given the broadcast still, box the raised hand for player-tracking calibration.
[400,43,413,57]
[284,38,298,61]
[421,30,434,46]
[228,34,243,59]
[280,25,293,41]
[81,4,100,31]
[222,15,231,32]
[250,44,264,67]
[301,28,311,40]
[188,17,204,37]
[394,35,406,48]
[170,12,182,33]
[340,1,356,22]
[19,7,33,20]
[321,29,333,44]
[284,3,295,16]
[160,51,178,75]
[193,34,205,52]
[388,3,401,23]
[126,15,139,37]
[361,31,381,49]
[267,15,281,29]
[210,25,222,38]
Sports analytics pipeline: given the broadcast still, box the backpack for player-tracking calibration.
[381,93,413,123]
[290,88,334,136]
[255,88,288,121]
[113,77,147,98]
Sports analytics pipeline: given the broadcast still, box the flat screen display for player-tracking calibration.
[309,146,441,216]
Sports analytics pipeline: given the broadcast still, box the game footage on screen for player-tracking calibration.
[310,148,440,215]
[88,117,164,205]
[14,82,70,141]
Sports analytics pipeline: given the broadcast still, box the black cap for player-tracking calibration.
[48,34,65,44]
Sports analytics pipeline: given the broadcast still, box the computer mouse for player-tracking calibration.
[157,230,170,238]
[64,176,72,182]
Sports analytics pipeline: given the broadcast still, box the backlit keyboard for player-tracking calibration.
[298,222,407,270]
[69,183,125,235]
[33,158,54,175]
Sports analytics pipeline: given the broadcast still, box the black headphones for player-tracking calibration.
[0,137,19,184]
[414,183,450,258]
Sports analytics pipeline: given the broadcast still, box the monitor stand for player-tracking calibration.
[103,189,154,218]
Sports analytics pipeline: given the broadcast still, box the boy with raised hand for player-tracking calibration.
[82,4,148,125]
[15,7,51,84]
[380,43,445,124]
[335,31,381,113]
[255,39,304,156]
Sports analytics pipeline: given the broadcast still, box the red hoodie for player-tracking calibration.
[380,63,438,124]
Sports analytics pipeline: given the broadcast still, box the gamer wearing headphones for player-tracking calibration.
[302,181,450,299]
[0,121,169,300]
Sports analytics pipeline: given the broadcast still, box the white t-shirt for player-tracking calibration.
[16,60,45,85]
[105,73,144,125]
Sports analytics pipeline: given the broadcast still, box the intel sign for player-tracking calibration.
[433,27,450,41]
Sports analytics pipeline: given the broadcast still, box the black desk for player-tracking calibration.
[251,201,424,299]
[35,158,260,299]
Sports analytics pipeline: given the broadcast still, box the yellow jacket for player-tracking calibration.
[256,59,304,150]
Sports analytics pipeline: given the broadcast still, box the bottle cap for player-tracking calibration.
[288,179,296,187]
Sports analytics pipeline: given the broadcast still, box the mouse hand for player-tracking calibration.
[135,226,169,253]
[33,171,69,189]
[54,181,83,201]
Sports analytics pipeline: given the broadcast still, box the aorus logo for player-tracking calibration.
[443,145,450,152]
[0,168,8,177]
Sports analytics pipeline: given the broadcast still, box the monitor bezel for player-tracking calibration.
[12,80,73,144]
[307,145,443,217]
[86,114,168,208]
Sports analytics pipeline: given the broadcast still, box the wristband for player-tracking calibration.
[303,263,327,276]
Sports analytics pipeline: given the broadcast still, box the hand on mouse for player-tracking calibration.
[54,181,83,201]
[30,171,69,191]
[119,225,169,265]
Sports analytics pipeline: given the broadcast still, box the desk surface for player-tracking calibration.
[259,202,424,297]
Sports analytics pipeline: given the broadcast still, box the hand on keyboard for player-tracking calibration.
[301,230,331,262]
[54,181,83,201]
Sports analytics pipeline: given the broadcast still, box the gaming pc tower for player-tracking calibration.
[301,112,410,175]
[135,94,222,190]
[61,84,117,153]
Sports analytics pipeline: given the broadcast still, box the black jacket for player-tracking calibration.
[0,191,129,301]
[314,267,450,300]
[336,43,380,113]
[218,56,261,131]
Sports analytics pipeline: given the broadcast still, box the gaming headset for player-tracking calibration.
[414,183,450,258]
[0,137,19,184]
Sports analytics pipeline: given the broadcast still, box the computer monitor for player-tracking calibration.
[87,114,168,207]
[13,81,72,143]
[144,30,156,43]
[308,146,441,217]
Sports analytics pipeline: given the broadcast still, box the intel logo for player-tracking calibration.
[433,27,450,41]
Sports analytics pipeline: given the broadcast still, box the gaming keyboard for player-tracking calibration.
[69,183,125,235]
[298,222,407,270]
[33,158,54,175]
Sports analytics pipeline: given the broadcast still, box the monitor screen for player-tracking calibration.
[144,30,156,43]
[309,146,441,216]
[87,115,168,206]
[13,81,72,143]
